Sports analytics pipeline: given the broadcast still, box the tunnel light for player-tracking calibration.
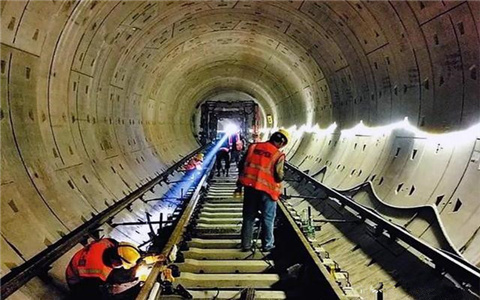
[264,117,479,150]
[224,123,239,135]
[340,118,410,137]
[338,117,480,146]
[298,124,309,134]
[324,122,338,134]
[287,125,298,135]
[309,123,337,135]
[421,122,480,146]
[266,117,480,148]
[282,123,339,137]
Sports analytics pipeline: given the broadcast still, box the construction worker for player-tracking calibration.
[216,137,231,176]
[251,133,261,143]
[183,153,204,171]
[228,131,244,165]
[66,238,162,299]
[237,129,290,252]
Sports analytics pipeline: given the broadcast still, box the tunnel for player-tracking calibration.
[1,1,479,299]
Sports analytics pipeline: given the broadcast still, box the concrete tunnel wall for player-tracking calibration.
[0,1,479,298]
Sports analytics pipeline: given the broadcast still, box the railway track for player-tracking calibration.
[3,145,477,299]
[141,166,345,300]
[139,159,479,300]
[176,170,286,299]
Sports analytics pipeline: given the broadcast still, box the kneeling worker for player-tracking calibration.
[238,129,289,252]
[66,238,162,299]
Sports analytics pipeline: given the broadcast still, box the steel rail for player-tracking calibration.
[286,162,480,292]
[276,201,346,299]
[1,145,208,298]
[136,151,216,300]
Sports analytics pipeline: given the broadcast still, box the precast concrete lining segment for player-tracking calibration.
[144,27,321,85]
[154,47,306,96]
[285,163,480,292]
[139,37,322,129]
[177,75,281,126]
[67,0,332,135]
[283,182,439,298]
[1,0,480,298]
[1,145,208,298]
[1,0,478,137]
[287,124,480,263]
[152,59,290,123]
[117,3,331,69]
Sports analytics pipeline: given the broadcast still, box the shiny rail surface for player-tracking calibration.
[138,166,347,300]
[0,145,208,299]
[284,162,480,298]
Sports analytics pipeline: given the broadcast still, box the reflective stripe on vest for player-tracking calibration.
[238,142,284,200]
[66,239,114,286]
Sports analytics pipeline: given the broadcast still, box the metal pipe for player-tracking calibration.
[144,197,185,202]
[314,219,358,223]
[111,221,172,227]
[146,213,155,236]
[159,213,163,231]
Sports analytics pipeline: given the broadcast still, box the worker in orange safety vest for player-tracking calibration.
[229,132,245,166]
[183,153,204,171]
[237,129,290,252]
[66,238,162,299]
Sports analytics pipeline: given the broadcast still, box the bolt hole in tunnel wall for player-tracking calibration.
[1,1,480,299]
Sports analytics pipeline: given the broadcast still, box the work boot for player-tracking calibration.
[261,246,275,253]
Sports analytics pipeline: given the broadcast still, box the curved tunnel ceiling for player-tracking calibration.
[1,0,480,298]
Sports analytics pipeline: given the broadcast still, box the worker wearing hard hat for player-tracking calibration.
[237,129,290,252]
[66,238,162,299]
[183,153,204,171]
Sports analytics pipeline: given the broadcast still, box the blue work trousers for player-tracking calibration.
[241,187,277,250]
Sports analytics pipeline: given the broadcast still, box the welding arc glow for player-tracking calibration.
[135,264,151,282]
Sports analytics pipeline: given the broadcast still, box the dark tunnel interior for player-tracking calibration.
[1,1,479,299]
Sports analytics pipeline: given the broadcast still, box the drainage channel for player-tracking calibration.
[139,166,345,300]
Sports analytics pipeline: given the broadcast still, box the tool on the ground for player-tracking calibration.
[301,206,316,241]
